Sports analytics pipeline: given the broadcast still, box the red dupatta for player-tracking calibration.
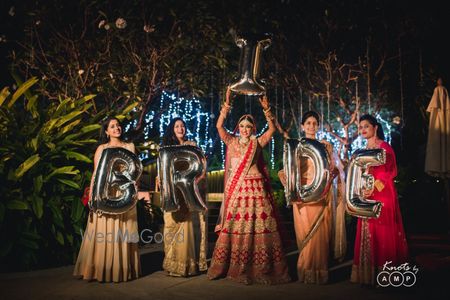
[215,137,257,232]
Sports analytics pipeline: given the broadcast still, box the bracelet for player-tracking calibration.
[220,107,230,117]
[223,102,232,109]
[263,106,272,115]
[264,110,275,121]
[263,106,271,113]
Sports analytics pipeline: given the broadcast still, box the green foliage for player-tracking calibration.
[0,77,103,271]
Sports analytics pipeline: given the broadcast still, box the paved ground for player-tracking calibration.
[1,245,449,300]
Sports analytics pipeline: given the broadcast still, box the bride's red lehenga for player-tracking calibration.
[351,141,409,285]
[207,114,291,285]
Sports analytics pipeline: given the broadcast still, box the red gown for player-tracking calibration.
[351,141,409,285]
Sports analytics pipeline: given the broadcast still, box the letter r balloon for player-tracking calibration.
[158,145,207,212]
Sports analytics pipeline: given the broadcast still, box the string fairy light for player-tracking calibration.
[133,91,395,169]
[136,91,212,159]
[317,113,393,159]
[158,91,212,153]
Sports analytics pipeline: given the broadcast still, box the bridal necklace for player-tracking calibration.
[238,136,252,156]
[239,136,250,146]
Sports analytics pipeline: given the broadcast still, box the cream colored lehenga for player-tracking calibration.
[73,143,140,282]
[162,199,208,276]
[161,140,208,277]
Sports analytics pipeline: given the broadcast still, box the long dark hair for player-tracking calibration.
[162,117,187,146]
[301,110,320,125]
[359,114,385,140]
[99,116,123,144]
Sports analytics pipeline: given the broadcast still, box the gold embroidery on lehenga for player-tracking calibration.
[351,219,375,284]
[208,139,290,284]
[163,209,207,277]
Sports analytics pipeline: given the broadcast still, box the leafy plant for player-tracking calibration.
[0,77,105,271]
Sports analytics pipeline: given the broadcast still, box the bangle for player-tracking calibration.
[263,106,271,113]
[264,110,275,121]
[221,103,232,112]
[220,107,230,117]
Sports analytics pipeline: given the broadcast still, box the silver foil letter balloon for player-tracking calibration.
[283,138,300,206]
[158,145,207,212]
[229,33,272,96]
[299,138,332,203]
[345,148,386,218]
[90,147,143,215]
[283,138,332,206]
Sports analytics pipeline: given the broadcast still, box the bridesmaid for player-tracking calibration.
[351,114,408,285]
[74,117,140,282]
[159,117,207,277]
[279,111,346,284]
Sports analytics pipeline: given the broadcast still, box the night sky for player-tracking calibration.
[1,0,449,81]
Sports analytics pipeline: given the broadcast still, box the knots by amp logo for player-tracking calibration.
[377,261,419,287]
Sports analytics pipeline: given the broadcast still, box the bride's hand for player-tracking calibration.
[259,95,270,110]
[225,86,232,106]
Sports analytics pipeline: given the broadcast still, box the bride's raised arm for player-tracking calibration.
[216,86,234,145]
[257,95,276,147]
